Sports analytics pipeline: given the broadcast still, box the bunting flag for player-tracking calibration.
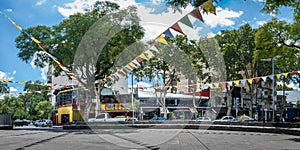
[139,53,150,61]
[254,77,261,82]
[170,22,185,34]
[163,29,175,39]
[268,75,274,81]
[207,83,213,88]
[129,62,137,68]
[190,8,204,22]
[0,12,76,80]
[247,78,253,85]
[276,74,282,79]
[156,35,168,45]
[125,64,133,71]
[227,81,233,86]
[283,73,289,78]
[20,81,27,85]
[106,77,112,81]
[144,50,155,57]
[132,59,141,66]
[149,45,159,53]
[220,82,226,88]
[233,80,240,86]
[118,69,127,76]
[123,67,131,74]
[179,15,193,28]
[240,79,247,86]
[135,57,144,63]
[291,71,297,76]
[201,0,216,15]
[113,73,119,80]
[261,76,267,82]
[213,83,219,88]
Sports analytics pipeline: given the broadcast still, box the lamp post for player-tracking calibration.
[261,55,281,122]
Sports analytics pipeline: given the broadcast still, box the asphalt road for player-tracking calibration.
[1,126,299,150]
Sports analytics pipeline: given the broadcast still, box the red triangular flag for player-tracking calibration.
[190,8,203,22]
[170,22,184,34]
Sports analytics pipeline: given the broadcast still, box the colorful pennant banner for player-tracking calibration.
[0,11,76,80]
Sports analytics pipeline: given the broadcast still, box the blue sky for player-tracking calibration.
[0,0,294,93]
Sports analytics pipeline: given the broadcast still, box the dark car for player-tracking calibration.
[14,119,30,126]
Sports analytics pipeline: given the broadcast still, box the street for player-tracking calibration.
[1,125,299,150]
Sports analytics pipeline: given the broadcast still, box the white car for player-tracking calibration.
[35,119,53,127]
[195,117,212,122]
[214,116,235,122]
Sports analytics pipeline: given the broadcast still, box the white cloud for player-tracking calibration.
[58,0,137,17]
[0,71,14,80]
[0,71,6,78]
[4,9,12,12]
[31,51,48,80]
[9,87,18,93]
[41,64,49,80]
[202,7,243,28]
[206,32,216,38]
[138,4,202,41]
[252,0,265,2]
[256,20,267,26]
[35,0,47,6]
[58,1,203,41]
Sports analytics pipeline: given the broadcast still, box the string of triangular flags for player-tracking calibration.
[0,78,80,88]
[205,71,299,89]
[99,0,216,84]
[0,11,76,80]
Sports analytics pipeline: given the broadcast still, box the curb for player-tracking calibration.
[62,123,300,136]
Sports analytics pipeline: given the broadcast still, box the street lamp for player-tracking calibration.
[261,55,281,122]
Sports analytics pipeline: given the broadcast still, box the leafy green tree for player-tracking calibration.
[14,2,145,118]
[216,23,256,81]
[0,82,9,94]
[18,80,50,120]
[297,100,300,107]
[254,18,300,76]
[35,101,53,119]
[0,96,26,119]
[133,35,214,118]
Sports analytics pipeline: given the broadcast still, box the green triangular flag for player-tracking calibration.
[179,15,193,28]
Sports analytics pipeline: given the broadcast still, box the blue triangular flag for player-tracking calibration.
[163,29,175,39]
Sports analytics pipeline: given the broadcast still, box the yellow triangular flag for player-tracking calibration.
[201,0,216,15]
[31,37,41,44]
[144,50,155,57]
[20,80,27,85]
[233,80,240,86]
[283,73,289,78]
[125,64,133,71]
[139,53,149,60]
[247,78,253,85]
[129,62,137,68]
[13,22,23,32]
[213,83,219,88]
[276,74,281,79]
[156,35,168,45]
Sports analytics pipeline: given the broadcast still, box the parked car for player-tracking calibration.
[125,117,138,122]
[214,116,235,122]
[88,113,126,122]
[195,117,212,122]
[14,119,30,126]
[237,115,255,122]
[149,117,166,122]
[35,119,53,127]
